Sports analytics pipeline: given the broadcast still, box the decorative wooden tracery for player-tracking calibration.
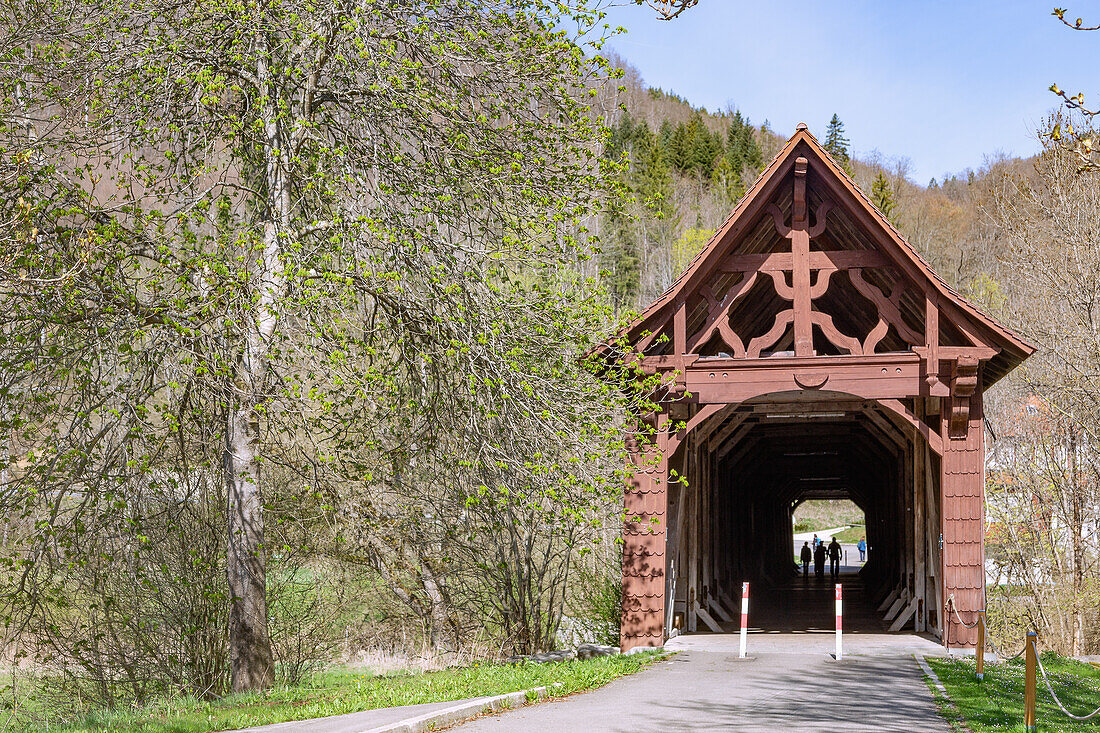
[615,124,1035,652]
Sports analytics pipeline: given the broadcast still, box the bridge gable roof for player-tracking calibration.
[622,125,1034,386]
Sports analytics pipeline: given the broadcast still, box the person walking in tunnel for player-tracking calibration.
[857,537,867,563]
[828,536,842,581]
[813,539,826,579]
[800,541,812,576]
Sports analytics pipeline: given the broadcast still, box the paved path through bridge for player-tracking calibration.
[455,568,947,732]
[452,642,947,733]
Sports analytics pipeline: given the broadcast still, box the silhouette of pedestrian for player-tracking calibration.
[813,541,826,579]
[828,537,842,581]
[800,541,812,576]
[857,537,867,562]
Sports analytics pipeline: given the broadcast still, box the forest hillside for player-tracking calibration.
[594,55,1032,320]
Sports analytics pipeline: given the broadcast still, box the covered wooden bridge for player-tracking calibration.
[617,125,1034,651]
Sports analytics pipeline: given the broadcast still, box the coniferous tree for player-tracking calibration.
[871,172,898,223]
[669,122,690,172]
[682,114,720,178]
[824,114,852,173]
[600,200,641,313]
[658,119,675,153]
[726,112,747,177]
[725,111,763,189]
[633,127,677,222]
[737,119,762,173]
[604,112,637,160]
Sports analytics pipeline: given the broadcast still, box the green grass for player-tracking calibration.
[8,653,664,733]
[832,525,866,544]
[928,653,1100,731]
[792,499,863,532]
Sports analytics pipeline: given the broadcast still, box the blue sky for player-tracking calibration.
[602,1,1097,184]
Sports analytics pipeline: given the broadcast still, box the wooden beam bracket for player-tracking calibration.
[948,356,979,439]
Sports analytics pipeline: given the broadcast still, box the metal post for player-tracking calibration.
[1025,631,1037,732]
[739,581,749,658]
[976,609,985,681]
[835,583,843,661]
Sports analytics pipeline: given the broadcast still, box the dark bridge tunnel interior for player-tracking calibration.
[667,392,943,637]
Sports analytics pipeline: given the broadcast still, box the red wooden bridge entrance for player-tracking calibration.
[616,125,1034,651]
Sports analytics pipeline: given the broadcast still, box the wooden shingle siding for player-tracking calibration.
[941,390,985,646]
[621,438,668,648]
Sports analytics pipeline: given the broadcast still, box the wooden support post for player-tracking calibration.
[976,610,986,680]
[1025,632,1038,732]
[687,433,699,633]
[695,602,722,632]
[708,597,732,623]
[878,585,901,612]
[885,588,909,622]
[791,157,813,357]
[702,434,713,612]
[923,431,942,639]
[889,598,920,631]
[715,591,736,620]
[914,401,927,632]
[665,476,683,639]
[925,398,944,640]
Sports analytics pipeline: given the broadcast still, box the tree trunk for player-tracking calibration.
[223,42,287,693]
[1069,429,1084,656]
[226,394,274,692]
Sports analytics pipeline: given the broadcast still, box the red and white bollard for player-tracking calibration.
[835,583,843,661]
[739,581,749,658]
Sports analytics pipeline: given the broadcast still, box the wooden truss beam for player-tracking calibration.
[672,353,928,404]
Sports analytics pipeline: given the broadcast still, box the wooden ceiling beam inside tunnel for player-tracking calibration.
[701,400,933,463]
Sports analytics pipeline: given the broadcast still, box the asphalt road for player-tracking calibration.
[451,648,948,733]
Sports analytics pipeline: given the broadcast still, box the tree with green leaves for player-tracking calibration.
[1,0,641,695]
[1049,8,1100,167]
[871,172,898,223]
[824,114,852,172]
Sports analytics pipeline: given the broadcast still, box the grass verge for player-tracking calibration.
[9,652,664,733]
[927,652,1100,732]
[832,525,866,544]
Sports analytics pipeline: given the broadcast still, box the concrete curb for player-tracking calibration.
[914,653,949,697]
[357,686,549,733]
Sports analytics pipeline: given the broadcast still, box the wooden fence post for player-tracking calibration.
[1025,631,1037,732]
[976,610,985,681]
